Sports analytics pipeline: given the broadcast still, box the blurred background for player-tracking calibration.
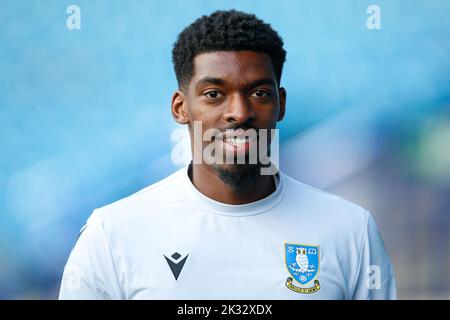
[0,0,449,299]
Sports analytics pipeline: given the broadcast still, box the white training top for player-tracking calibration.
[59,165,396,299]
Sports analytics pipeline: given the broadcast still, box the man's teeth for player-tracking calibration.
[225,136,248,146]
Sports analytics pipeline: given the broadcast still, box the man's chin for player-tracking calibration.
[212,163,262,193]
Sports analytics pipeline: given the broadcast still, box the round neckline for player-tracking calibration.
[181,163,285,217]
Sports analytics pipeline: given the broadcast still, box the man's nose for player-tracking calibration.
[223,93,256,125]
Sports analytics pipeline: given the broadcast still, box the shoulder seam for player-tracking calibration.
[349,209,370,299]
[133,169,183,197]
[282,173,368,213]
[96,169,183,211]
[95,210,125,299]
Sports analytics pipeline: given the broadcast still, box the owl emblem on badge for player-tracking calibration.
[295,247,309,272]
[284,243,321,293]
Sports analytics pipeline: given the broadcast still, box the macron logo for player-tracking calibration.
[164,252,189,280]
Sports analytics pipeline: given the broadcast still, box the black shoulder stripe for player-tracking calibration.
[77,224,89,240]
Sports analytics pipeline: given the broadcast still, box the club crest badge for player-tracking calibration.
[285,243,321,294]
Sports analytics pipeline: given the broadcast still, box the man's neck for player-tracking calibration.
[190,163,276,205]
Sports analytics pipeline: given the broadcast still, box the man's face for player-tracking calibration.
[173,50,286,188]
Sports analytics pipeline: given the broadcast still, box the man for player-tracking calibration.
[59,10,396,299]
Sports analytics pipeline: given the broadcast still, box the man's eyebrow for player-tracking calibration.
[195,77,277,89]
[195,77,226,89]
[245,78,277,89]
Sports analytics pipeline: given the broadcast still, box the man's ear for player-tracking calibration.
[277,87,286,122]
[171,90,189,124]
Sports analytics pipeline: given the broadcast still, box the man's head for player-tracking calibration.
[171,10,287,192]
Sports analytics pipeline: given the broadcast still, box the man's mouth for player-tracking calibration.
[214,129,258,156]
[223,135,253,146]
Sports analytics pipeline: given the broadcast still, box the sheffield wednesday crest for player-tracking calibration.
[285,243,321,294]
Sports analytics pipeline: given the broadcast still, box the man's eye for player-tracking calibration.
[251,90,271,98]
[204,91,223,99]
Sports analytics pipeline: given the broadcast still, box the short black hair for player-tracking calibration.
[172,10,287,89]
